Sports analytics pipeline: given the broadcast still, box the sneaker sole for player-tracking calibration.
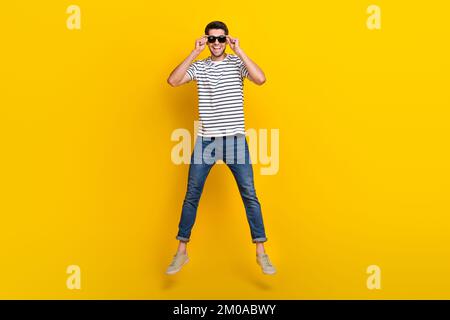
[166,258,189,275]
[262,269,276,275]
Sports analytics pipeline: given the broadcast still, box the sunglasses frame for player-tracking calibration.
[206,35,227,43]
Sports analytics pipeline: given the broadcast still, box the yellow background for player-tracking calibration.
[1,1,449,299]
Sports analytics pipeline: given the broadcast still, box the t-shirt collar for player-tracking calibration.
[207,53,230,66]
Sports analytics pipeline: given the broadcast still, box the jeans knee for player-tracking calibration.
[240,184,258,201]
[184,181,203,205]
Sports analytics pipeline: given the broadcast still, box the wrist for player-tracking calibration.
[234,48,244,57]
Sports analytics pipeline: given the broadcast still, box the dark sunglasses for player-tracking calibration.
[207,35,227,43]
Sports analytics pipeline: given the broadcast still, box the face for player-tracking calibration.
[207,29,227,57]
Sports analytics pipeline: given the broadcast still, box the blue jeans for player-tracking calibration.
[176,134,268,243]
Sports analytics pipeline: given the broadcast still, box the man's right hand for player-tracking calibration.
[167,36,207,86]
[194,35,207,54]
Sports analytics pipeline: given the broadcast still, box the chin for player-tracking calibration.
[211,49,225,57]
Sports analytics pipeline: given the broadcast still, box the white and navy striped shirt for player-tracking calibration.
[186,53,250,137]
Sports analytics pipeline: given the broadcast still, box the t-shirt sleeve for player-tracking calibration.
[186,61,199,81]
[238,59,250,80]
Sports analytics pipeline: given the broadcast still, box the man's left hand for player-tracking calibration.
[226,35,243,55]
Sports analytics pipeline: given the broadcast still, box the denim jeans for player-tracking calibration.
[176,134,268,243]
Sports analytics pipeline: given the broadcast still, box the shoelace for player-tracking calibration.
[260,255,273,267]
[170,254,184,267]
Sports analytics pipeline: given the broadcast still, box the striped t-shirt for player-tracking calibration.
[186,53,250,137]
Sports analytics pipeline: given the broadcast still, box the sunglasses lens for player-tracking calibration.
[207,36,226,43]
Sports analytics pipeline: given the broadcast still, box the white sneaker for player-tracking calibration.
[256,253,276,275]
[166,252,189,275]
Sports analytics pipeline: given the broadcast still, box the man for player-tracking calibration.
[166,21,276,275]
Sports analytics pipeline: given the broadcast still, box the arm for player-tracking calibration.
[226,35,266,85]
[167,36,207,87]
